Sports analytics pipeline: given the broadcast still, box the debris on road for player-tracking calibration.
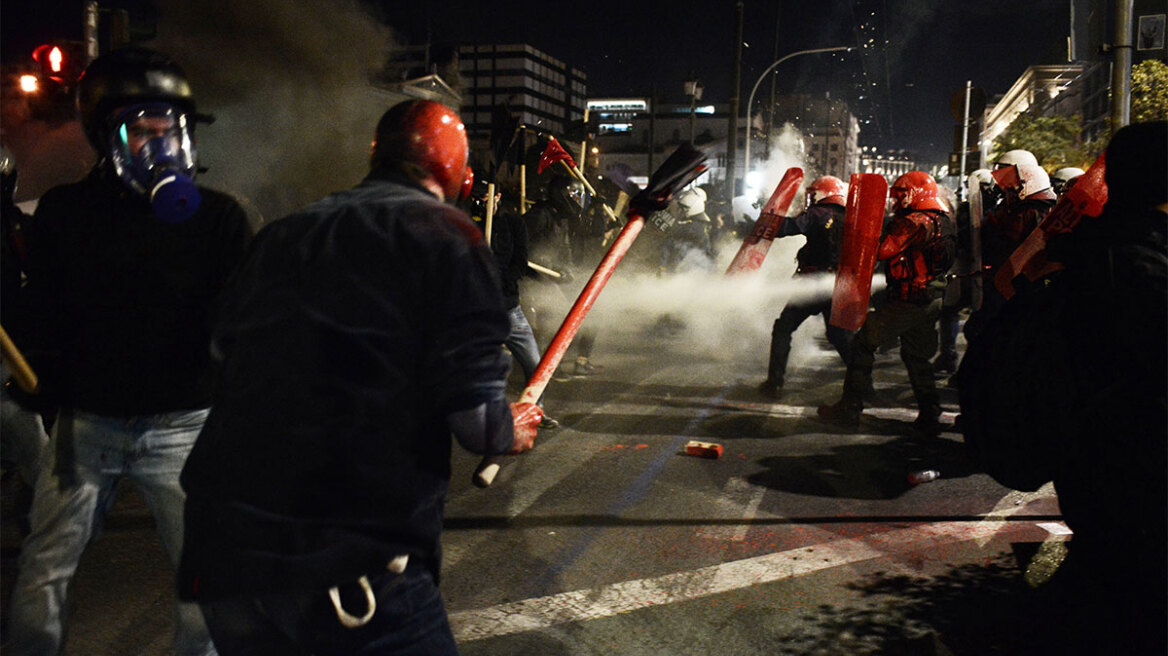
[684,440,723,459]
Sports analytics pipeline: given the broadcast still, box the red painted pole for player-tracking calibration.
[474,214,646,487]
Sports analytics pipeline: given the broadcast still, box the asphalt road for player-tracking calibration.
[1,262,1082,655]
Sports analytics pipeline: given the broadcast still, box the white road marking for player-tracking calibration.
[710,399,960,424]
[724,477,768,542]
[1037,522,1073,536]
[450,519,1031,642]
[696,477,772,542]
[975,482,1061,547]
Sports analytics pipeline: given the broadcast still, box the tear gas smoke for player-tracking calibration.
[151,0,398,226]
[522,123,889,372]
[523,239,863,372]
[733,122,811,227]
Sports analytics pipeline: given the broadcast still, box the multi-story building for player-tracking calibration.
[858,146,917,183]
[980,64,1090,165]
[762,94,861,182]
[587,98,729,188]
[588,94,861,197]
[456,43,588,141]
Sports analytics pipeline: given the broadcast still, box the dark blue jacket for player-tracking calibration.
[777,202,845,272]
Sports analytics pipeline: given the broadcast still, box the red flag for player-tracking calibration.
[537,137,577,174]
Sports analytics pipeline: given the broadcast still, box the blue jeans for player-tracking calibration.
[7,408,216,656]
[0,363,50,486]
[199,563,459,656]
[505,304,544,405]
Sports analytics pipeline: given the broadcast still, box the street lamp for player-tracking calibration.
[741,46,852,193]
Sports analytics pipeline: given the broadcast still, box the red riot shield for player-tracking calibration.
[993,153,1107,299]
[967,175,986,310]
[829,173,888,331]
[724,167,804,275]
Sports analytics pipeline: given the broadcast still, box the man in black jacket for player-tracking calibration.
[7,48,252,656]
[178,100,538,655]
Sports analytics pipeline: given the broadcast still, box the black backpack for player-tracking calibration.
[922,211,957,279]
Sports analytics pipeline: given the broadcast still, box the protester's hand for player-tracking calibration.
[4,378,55,416]
[508,401,541,454]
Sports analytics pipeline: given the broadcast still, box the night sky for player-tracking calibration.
[5,0,1072,164]
[370,0,1072,162]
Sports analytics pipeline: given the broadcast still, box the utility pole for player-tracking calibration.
[768,4,780,146]
[1110,0,1133,129]
[648,84,657,174]
[83,1,99,63]
[726,1,743,203]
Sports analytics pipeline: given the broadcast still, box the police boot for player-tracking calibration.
[817,399,861,429]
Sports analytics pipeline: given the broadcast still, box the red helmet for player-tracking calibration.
[371,100,468,200]
[890,171,946,212]
[806,175,846,206]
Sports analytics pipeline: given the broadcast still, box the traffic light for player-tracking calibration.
[21,42,86,121]
[29,42,85,89]
[33,44,66,80]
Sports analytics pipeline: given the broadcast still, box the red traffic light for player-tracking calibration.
[32,44,68,81]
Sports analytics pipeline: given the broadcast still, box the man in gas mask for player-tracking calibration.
[7,47,252,656]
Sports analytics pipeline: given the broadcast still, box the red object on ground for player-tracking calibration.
[685,440,724,459]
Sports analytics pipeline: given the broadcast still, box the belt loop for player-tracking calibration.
[328,576,376,629]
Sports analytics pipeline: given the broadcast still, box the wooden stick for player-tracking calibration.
[485,182,496,247]
[527,261,562,278]
[519,164,527,215]
[0,324,38,393]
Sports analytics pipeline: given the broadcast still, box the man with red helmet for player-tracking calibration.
[177,100,538,655]
[818,171,956,435]
[757,175,853,398]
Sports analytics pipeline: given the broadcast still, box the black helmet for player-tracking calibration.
[76,47,195,151]
[547,175,587,215]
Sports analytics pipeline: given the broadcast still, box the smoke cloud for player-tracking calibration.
[150,0,400,226]
[523,122,890,375]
